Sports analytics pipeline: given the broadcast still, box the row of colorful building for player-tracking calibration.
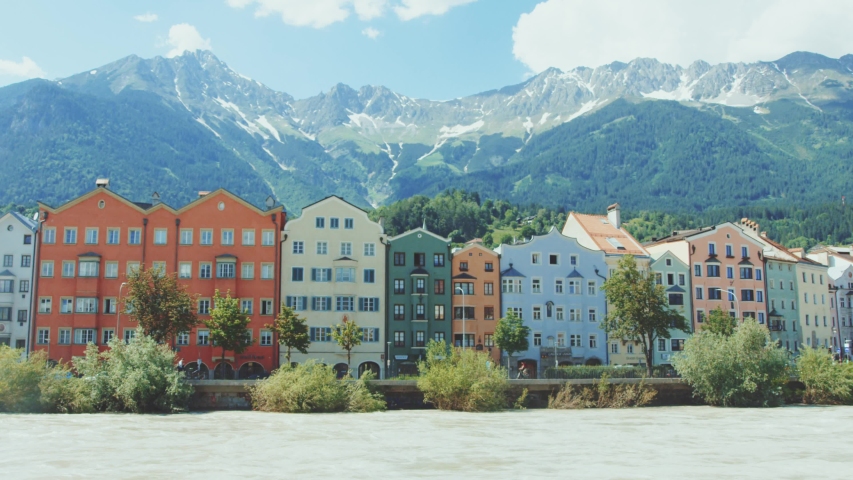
[1,180,851,379]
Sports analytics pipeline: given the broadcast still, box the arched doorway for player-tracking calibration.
[517,359,537,379]
[238,361,266,379]
[185,361,210,380]
[333,363,349,379]
[584,358,602,366]
[358,361,380,378]
[214,362,235,380]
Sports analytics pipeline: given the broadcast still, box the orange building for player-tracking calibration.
[451,242,501,363]
[32,180,284,378]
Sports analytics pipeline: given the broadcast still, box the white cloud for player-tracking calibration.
[0,56,46,79]
[393,0,477,21]
[353,0,387,20]
[362,27,381,39]
[512,0,853,73]
[134,13,158,22]
[165,24,212,58]
[226,0,385,28]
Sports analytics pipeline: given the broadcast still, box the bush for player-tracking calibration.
[417,341,509,412]
[249,360,385,413]
[75,330,193,413]
[672,320,790,407]
[548,374,657,409]
[796,347,853,404]
[0,345,90,413]
[544,365,677,379]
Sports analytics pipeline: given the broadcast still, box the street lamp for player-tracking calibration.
[386,340,391,379]
[455,286,466,349]
[711,287,740,319]
[116,282,128,343]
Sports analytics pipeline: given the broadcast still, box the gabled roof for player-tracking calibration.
[389,227,450,244]
[334,256,357,262]
[6,211,37,231]
[645,227,716,246]
[567,212,648,256]
[567,268,584,278]
[0,269,14,277]
[300,194,368,214]
[500,265,526,277]
[453,272,477,280]
[666,285,686,293]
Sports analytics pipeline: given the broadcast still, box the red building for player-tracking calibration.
[32,180,284,378]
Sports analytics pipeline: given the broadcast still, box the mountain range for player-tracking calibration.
[1,50,853,213]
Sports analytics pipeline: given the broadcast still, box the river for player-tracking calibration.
[2,406,851,478]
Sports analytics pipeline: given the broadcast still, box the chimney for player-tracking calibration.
[96,178,110,189]
[790,248,804,258]
[151,192,161,205]
[378,217,385,229]
[606,203,621,229]
[740,218,758,232]
[198,191,210,198]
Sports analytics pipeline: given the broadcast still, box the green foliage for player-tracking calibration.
[249,360,386,413]
[796,347,853,404]
[0,346,89,413]
[673,320,790,407]
[701,307,737,336]
[75,331,193,413]
[206,290,253,377]
[331,318,362,370]
[602,255,689,375]
[266,304,310,364]
[544,365,675,379]
[416,340,509,412]
[548,374,657,409]
[125,266,198,344]
[494,310,530,371]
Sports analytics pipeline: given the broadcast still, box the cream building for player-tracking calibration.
[0,212,37,351]
[280,196,387,378]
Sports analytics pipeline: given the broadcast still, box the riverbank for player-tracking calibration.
[2,407,851,478]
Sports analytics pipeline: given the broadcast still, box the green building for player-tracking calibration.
[649,250,693,366]
[386,228,451,376]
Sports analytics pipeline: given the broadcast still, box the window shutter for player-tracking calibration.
[358,298,365,311]
[374,297,380,310]
[324,268,332,280]
[311,268,317,281]
[301,297,308,310]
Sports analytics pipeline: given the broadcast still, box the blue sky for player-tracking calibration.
[1,1,851,100]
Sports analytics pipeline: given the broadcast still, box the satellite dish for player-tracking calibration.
[32,212,39,221]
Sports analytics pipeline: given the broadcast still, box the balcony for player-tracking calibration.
[769,321,785,332]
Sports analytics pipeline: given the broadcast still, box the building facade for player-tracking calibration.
[33,182,283,378]
[280,196,387,378]
[0,212,37,350]
[497,228,608,377]
[386,228,451,376]
[450,243,501,364]
[807,246,853,359]
[797,260,834,352]
[647,250,693,366]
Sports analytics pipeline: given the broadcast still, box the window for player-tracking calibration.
[588,281,596,295]
[39,297,52,313]
[199,263,212,279]
[678,274,685,286]
[739,267,753,279]
[532,306,542,320]
[415,304,426,320]
[485,306,495,320]
[696,310,705,323]
[626,343,634,354]
[103,329,116,345]
[434,254,445,267]
[363,269,375,283]
[569,308,580,322]
[533,333,542,346]
[725,244,733,257]
[507,307,523,319]
[531,253,541,264]
[454,282,474,295]
[19,280,29,293]
[394,252,405,266]
[668,293,684,305]
[344,218,354,229]
[708,243,716,255]
[589,334,598,349]
[364,243,375,256]
[153,228,167,245]
[261,263,274,279]
[41,261,54,277]
[359,297,380,312]
[57,328,71,345]
[568,280,580,295]
[260,330,272,346]
[242,229,255,246]
[671,339,685,351]
[64,227,77,244]
[394,304,405,320]
[0,280,12,293]
[454,306,475,320]
[549,254,559,265]
[103,261,118,278]
[655,273,663,285]
[43,227,56,244]
[291,267,304,282]
[179,229,192,245]
[312,297,332,311]
[755,269,762,281]
[336,296,354,311]
[2,255,12,268]
[741,246,748,258]
[79,261,98,277]
[62,261,75,278]
[261,299,274,316]
[104,298,117,314]
[0,307,9,321]
[756,291,764,303]
[726,266,733,279]
[286,296,308,311]
[221,229,234,246]
[555,279,564,294]
[240,299,253,314]
[414,253,426,267]
[394,279,405,294]
[241,263,254,279]
[555,307,564,321]
[570,334,581,347]
[570,255,578,266]
[531,278,542,293]
[292,241,304,254]
[197,329,210,346]
[311,268,332,282]
[433,279,444,294]
[588,309,597,322]
[75,297,97,313]
[394,331,405,347]
[485,262,494,272]
[74,328,95,345]
[340,242,352,256]
[21,255,31,268]
[414,278,426,294]
[261,230,275,246]
[694,264,701,277]
[335,267,355,282]
[484,334,494,347]
[316,242,328,255]
[198,299,210,315]
[611,343,619,354]
[707,265,720,277]
[128,228,141,245]
[330,218,339,229]
[200,229,213,245]
[415,331,425,347]
[658,338,668,352]
[484,282,494,295]
[315,217,325,228]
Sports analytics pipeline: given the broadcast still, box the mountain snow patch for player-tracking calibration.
[439,120,484,138]
[90,70,97,75]
[256,115,281,142]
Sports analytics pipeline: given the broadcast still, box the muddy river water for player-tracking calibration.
[2,406,852,478]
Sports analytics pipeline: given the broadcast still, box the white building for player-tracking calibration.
[280,196,387,378]
[0,212,38,350]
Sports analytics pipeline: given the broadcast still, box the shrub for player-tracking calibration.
[548,374,657,409]
[0,346,90,413]
[417,341,509,412]
[249,360,385,413]
[543,365,677,379]
[796,347,853,404]
[75,330,193,413]
[672,319,790,407]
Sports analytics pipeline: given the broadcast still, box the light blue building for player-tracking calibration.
[496,227,609,377]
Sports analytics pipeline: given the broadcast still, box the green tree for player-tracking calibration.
[601,255,690,376]
[482,232,494,247]
[796,347,853,404]
[494,310,530,374]
[266,304,310,365]
[331,318,362,372]
[417,340,509,411]
[520,225,535,239]
[701,307,737,336]
[205,290,253,379]
[499,233,514,245]
[124,266,198,344]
